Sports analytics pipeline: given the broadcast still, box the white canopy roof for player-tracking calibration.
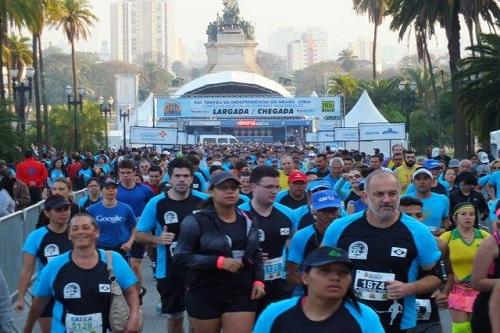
[173,71,293,97]
[345,90,387,127]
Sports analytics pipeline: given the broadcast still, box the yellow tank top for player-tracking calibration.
[439,228,490,281]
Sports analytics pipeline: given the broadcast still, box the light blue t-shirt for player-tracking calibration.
[488,171,500,198]
[403,193,449,231]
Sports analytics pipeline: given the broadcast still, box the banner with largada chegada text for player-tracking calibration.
[156,97,341,122]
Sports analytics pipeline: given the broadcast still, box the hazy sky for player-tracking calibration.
[43,0,450,56]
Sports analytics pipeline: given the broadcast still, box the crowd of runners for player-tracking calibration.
[1,143,500,333]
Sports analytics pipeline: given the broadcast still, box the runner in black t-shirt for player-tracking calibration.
[276,171,308,209]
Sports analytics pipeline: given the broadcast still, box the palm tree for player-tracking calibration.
[52,0,97,151]
[457,29,500,147]
[5,35,32,75]
[327,74,358,97]
[358,78,399,108]
[0,0,36,102]
[337,49,358,72]
[352,0,388,80]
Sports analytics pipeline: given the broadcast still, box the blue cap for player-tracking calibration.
[306,180,332,192]
[423,159,441,170]
[311,190,341,210]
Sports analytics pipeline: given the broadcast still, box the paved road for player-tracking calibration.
[13,257,452,332]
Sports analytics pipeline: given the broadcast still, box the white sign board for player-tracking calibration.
[334,127,359,142]
[155,121,178,128]
[317,131,336,142]
[177,132,188,145]
[319,120,342,131]
[358,123,406,141]
[306,132,318,142]
[130,127,177,145]
[187,134,196,145]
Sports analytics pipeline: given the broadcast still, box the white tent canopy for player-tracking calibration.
[343,90,399,156]
[345,90,387,127]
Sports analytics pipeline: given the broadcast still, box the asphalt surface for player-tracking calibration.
[13,256,452,332]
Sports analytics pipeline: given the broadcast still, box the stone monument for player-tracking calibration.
[205,0,262,74]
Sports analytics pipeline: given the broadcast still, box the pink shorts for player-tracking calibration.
[448,283,479,313]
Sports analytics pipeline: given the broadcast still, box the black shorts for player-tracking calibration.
[186,291,257,320]
[156,277,186,318]
[129,241,145,259]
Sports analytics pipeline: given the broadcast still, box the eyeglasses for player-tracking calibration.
[256,184,281,191]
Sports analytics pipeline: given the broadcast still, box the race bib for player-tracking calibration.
[416,299,432,321]
[263,257,284,281]
[354,270,395,301]
[65,312,102,333]
[169,241,177,257]
[232,250,244,260]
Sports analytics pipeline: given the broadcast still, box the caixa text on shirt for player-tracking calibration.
[212,108,294,115]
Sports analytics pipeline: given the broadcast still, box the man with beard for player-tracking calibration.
[394,151,418,193]
[322,170,441,333]
[136,158,208,333]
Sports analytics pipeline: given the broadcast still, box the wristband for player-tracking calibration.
[216,256,225,269]
[253,281,265,289]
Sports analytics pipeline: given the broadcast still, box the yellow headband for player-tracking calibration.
[454,204,474,217]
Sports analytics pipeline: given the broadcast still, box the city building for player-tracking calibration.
[110,0,178,68]
[347,37,372,61]
[287,28,329,74]
[268,28,301,58]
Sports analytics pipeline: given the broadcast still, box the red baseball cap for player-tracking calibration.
[288,171,308,183]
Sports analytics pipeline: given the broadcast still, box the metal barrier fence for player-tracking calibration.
[0,189,87,294]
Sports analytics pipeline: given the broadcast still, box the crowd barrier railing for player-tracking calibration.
[0,189,87,296]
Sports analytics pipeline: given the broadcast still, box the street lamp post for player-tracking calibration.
[9,67,35,137]
[119,106,130,149]
[65,85,85,152]
[399,81,417,148]
[98,96,114,150]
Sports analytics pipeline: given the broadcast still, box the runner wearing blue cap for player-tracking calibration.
[294,180,332,231]
[287,190,342,292]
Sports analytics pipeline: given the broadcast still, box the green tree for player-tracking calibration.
[457,29,500,147]
[39,102,105,151]
[52,0,97,150]
[294,61,341,96]
[4,35,32,74]
[327,74,358,97]
[0,0,37,102]
[256,50,287,80]
[352,0,388,79]
[0,101,22,157]
[337,49,358,72]
[140,62,174,97]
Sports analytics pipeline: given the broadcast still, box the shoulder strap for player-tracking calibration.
[106,250,115,278]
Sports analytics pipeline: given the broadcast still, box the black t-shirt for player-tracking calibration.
[36,228,73,266]
[53,257,112,331]
[431,183,448,195]
[268,298,362,333]
[155,193,205,277]
[279,193,308,210]
[298,211,316,230]
[344,191,361,208]
[250,206,292,260]
[218,216,247,255]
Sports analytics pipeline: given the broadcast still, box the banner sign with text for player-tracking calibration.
[157,96,341,119]
[358,123,406,141]
[334,127,359,142]
[130,127,178,145]
[317,131,336,142]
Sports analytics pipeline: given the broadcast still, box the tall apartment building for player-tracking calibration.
[110,0,177,68]
[347,38,372,61]
[268,28,301,58]
[287,27,329,74]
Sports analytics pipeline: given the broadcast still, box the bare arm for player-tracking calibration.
[123,286,140,333]
[23,297,49,333]
[490,281,500,333]
[286,262,301,286]
[472,235,500,292]
[14,253,36,312]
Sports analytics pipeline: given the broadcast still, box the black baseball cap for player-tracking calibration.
[302,247,353,271]
[208,171,240,189]
[102,178,118,188]
[44,195,71,210]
